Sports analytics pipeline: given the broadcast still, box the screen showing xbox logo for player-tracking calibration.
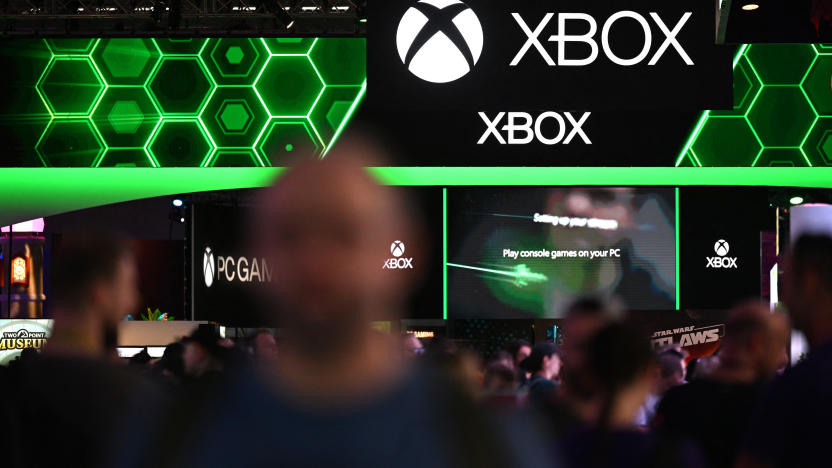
[384,240,414,269]
[397,0,483,83]
[706,239,738,269]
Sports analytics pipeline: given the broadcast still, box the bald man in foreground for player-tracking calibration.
[118,144,551,468]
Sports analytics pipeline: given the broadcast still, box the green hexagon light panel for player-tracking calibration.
[678,44,832,167]
[25,37,365,167]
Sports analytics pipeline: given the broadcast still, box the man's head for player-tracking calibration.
[719,301,790,381]
[252,329,278,363]
[656,351,686,394]
[401,334,424,359]
[255,144,415,352]
[182,326,225,378]
[51,235,138,324]
[504,339,532,367]
[520,342,563,381]
[783,234,832,339]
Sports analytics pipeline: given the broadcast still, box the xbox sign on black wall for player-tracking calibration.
[192,203,270,326]
[362,0,732,166]
[678,188,770,309]
[368,0,731,111]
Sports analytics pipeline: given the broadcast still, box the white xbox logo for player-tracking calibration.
[203,247,215,287]
[391,240,406,257]
[396,0,484,83]
[714,239,730,257]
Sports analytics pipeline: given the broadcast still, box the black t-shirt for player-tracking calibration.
[742,340,832,468]
[0,355,163,468]
[560,428,707,468]
[111,364,554,468]
[653,379,766,468]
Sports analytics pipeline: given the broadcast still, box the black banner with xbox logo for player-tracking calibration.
[360,0,733,166]
[678,188,770,309]
[368,0,729,111]
[191,203,270,326]
[190,189,445,326]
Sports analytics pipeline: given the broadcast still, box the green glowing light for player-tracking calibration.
[19,37,366,167]
[681,43,832,167]
[3,167,832,226]
[447,263,548,287]
[790,196,805,205]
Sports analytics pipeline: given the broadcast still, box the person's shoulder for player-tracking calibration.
[661,380,707,404]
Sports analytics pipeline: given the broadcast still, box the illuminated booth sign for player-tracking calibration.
[0,320,52,366]
[363,0,733,166]
[191,189,444,326]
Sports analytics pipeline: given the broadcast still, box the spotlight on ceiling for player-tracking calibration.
[742,3,760,11]
[790,196,805,206]
[275,6,295,29]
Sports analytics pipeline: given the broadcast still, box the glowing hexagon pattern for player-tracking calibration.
[679,44,832,167]
[33,37,366,167]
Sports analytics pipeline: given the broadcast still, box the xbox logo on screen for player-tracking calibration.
[707,239,737,269]
[396,0,484,83]
[203,247,215,287]
[391,240,406,257]
[384,240,414,269]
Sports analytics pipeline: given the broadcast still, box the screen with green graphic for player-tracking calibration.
[0,37,365,167]
[679,44,832,167]
[447,188,676,319]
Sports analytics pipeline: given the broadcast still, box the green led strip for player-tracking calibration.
[443,187,448,320]
[1,167,831,225]
[679,43,832,167]
[675,187,680,310]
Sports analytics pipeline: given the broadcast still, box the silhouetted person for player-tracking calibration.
[738,235,832,468]
[505,339,532,383]
[519,343,562,406]
[152,341,185,389]
[116,142,550,468]
[251,329,278,364]
[556,297,621,424]
[560,323,706,468]
[182,326,227,380]
[483,362,520,407]
[0,235,161,468]
[654,302,789,468]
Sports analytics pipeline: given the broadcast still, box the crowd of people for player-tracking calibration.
[1,146,831,467]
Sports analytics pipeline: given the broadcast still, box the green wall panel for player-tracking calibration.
[8,37,366,167]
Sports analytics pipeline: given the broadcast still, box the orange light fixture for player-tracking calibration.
[11,256,28,286]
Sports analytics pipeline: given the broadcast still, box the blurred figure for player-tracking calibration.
[0,235,161,468]
[251,329,278,364]
[401,333,424,358]
[556,297,621,424]
[483,362,520,408]
[121,145,548,468]
[519,343,562,406]
[505,339,532,383]
[128,348,152,367]
[634,348,687,428]
[656,350,686,392]
[490,350,515,370]
[654,302,789,468]
[182,326,227,380]
[505,339,532,368]
[560,323,706,468]
[739,235,832,468]
[153,341,185,389]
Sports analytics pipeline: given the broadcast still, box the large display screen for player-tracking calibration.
[447,188,676,318]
